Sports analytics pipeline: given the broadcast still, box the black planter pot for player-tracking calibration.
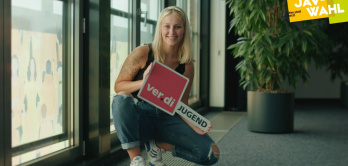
[247,91,294,133]
[340,81,348,109]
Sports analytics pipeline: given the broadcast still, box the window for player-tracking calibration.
[110,0,132,132]
[11,0,80,165]
[140,0,160,45]
[109,0,162,134]
[177,0,201,105]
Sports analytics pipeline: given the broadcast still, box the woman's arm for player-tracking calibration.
[180,62,194,106]
[114,45,149,93]
[179,62,211,135]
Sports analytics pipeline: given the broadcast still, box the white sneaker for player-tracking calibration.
[130,156,145,166]
[145,140,166,166]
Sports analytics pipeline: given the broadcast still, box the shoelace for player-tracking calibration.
[151,148,163,160]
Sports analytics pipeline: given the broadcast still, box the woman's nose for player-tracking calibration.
[169,27,176,34]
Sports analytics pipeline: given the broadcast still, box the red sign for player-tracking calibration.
[138,61,189,115]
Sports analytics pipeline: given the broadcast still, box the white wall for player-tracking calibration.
[287,64,348,99]
[209,0,225,107]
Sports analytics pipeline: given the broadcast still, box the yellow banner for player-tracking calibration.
[287,0,347,24]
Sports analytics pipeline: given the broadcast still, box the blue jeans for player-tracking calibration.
[112,94,219,165]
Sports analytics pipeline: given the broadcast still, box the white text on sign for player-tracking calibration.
[147,83,176,107]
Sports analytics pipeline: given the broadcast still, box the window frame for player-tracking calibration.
[109,0,163,151]
[1,0,84,165]
[9,1,71,150]
[31,1,84,164]
[176,0,202,109]
[1,0,12,165]
[109,3,132,149]
[85,0,112,157]
[109,2,159,127]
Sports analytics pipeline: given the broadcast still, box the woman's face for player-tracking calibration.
[161,13,184,47]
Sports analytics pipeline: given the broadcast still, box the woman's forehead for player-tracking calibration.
[162,14,183,24]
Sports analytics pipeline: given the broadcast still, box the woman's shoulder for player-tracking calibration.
[127,45,151,69]
[131,45,150,57]
[184,61,194,69]
[128,45,150,62]
[183,61,194,75]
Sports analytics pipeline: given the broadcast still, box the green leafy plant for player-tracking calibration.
[227,0,330,92]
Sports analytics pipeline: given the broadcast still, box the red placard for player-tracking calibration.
[138,61,189,115]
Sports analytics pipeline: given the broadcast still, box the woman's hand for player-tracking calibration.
[180,115,212,135]
[143,62,153,80]
[191,124,212,135]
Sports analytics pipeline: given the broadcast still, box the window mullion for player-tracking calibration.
[0,0,5,165]
[3,0,12,165]
[132,0,140,49]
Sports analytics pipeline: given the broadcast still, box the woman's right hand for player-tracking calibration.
[143,62,153,80]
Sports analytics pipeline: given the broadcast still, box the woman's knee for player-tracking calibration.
[112,92,137,114]
[113,91,135,103]
[211,143,220,159]
[199,143,220,165]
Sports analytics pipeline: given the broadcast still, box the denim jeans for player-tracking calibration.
[112,94,219,165]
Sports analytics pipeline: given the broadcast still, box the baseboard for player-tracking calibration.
[209,107,225,112]
[295,98,340,104]
[195,106,209,115]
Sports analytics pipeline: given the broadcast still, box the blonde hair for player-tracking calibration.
[152,6,193,64]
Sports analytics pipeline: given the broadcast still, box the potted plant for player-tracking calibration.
[227,0,330,133]
[324,22,348,108]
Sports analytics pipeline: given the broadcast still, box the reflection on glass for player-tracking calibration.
[11,0,69,165]
[178,0,200,104]
[12,141,68,165]
[109,0,159,132]
[12,0,42,11]
[140,0,158,45]
[110,0,131,132]
[111,0,129,12]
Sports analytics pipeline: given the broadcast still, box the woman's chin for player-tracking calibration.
[164,41,179,47]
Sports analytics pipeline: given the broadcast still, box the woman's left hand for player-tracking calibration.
[191,124,212,135]
[179,111,212,135]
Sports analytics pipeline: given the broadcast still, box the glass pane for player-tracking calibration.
[110,0,131,132]
[111,0,129,13]
[11,0,71,164]
[140,0,159,45]
[12,141,68,165]
[178,0,200,104]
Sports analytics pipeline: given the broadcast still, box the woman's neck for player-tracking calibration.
[162,44,179,59]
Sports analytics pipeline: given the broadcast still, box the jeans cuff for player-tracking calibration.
[121,141,140,149]
[171,144,177,157]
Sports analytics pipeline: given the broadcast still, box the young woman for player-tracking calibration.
[112,6,220,166]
